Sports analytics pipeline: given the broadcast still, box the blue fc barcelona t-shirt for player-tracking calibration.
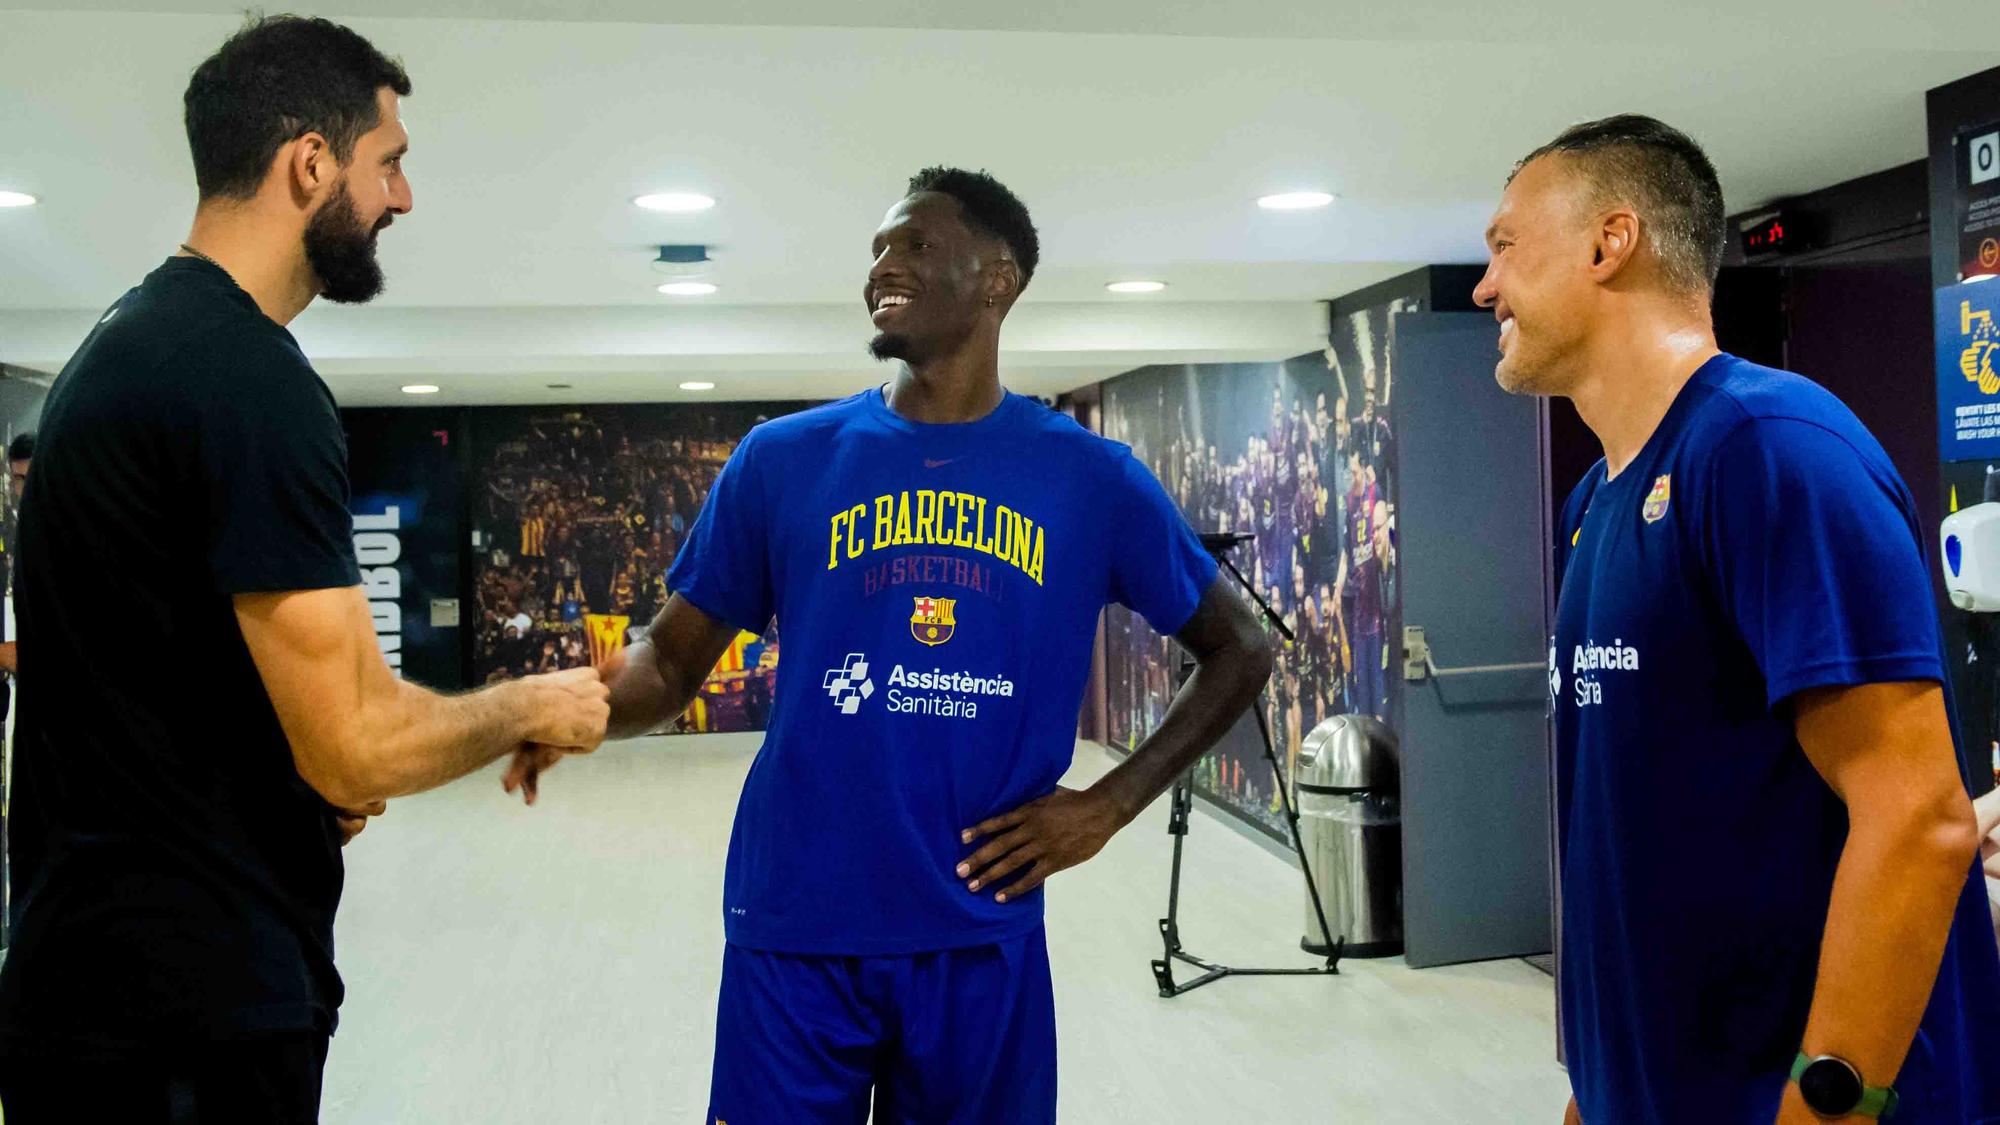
[667,388,1217,955]
[1553,353,2000,1124]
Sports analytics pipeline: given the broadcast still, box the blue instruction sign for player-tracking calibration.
[1938,279,2000,460]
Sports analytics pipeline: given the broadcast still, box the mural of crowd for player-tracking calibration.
[1101,297,1415,834]
[469,404,809,733]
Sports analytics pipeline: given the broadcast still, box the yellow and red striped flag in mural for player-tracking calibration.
[711,631,760,676]
[584,613,631,667]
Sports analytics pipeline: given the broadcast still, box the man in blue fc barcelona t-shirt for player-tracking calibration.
[1478,114,2000,1124]
[503,167,1275,1123]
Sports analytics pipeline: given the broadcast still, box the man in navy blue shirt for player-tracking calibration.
[506,168,1275,1123]
[1477,113,2000,1123]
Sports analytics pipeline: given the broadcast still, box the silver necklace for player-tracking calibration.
[178,242,246,293]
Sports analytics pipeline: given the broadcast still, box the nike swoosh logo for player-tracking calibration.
[923,458,959,469]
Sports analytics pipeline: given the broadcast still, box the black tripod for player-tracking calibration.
[1150,532,1342,997]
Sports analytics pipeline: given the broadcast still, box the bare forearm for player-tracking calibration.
[1090,638,1273,825]
[605,638,707,739]
[345,680,537,803]
[245,587,607,809]
[1798,799,1980,1084]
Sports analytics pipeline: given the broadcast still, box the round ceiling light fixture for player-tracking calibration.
[401,384,441,395]
[0,190,38,208]
[1106,281,1167,294]
[1257,191,1336,211]
[658,281,718,296]
[680,381,716,391]
[634,192,715,213]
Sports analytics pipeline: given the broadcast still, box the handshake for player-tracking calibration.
[331,663,611,845]
[501,662,616,806]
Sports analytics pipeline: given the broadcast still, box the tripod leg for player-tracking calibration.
[1160,775,1190,955]
[1154,775,1196,997]
[1150,949,1176,996]
[1250,699,1340,965]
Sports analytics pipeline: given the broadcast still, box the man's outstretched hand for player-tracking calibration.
[502,745,567,806]
[956,786,1125,903]
[503,648,628,806]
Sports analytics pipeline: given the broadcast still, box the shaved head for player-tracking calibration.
[1508,114,1726,297]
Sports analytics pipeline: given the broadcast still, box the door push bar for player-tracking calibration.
[1402,626,1545,683]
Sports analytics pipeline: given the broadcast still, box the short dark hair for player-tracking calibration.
[184,14,411,201]
[1511,114,1725,295]
[905,167,1040,291]
[7,432,31,462]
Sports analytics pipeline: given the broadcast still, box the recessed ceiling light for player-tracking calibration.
[680,381,716,391]
[634,192,715,213]
[0,190,37,209]
[1106,281,1167,294]
[401,384,440,395]
[658,281,717,296]
[1257,191,1335,211]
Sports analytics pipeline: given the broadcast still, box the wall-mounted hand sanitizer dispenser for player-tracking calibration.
[1943,502,2000,611]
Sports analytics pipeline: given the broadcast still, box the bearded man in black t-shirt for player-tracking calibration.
[0,17,609,1123]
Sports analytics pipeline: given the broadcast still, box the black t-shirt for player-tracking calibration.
[0,258,363,1051]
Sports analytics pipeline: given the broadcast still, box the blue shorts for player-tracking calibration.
[707,926,1056,1125]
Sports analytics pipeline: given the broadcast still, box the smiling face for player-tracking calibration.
[303,86,413,305]
[864,192,1013,365]
[1473,154,1605,397]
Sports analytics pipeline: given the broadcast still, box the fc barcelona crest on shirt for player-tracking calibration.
[1642,474,1672,524]
[911,596,957,646]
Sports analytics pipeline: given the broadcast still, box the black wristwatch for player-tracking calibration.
[1792,1052,1898,1119]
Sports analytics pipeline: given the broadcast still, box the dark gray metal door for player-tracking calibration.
[1392,312,1554,968]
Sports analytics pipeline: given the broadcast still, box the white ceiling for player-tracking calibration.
[0,2,1991,404]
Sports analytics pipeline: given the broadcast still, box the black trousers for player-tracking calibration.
[0,1031,328,1124]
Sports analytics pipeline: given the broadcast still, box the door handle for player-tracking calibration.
[1403,626,1544,683]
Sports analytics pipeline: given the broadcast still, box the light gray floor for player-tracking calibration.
[328,736,1571,1123]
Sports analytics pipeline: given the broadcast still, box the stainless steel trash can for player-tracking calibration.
[1297,714,1402,958]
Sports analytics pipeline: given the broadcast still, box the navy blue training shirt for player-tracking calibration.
[1553,353,2000,1123]
[668,388,1216,954]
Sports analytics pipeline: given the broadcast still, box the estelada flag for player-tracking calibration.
[585,613,632,666]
